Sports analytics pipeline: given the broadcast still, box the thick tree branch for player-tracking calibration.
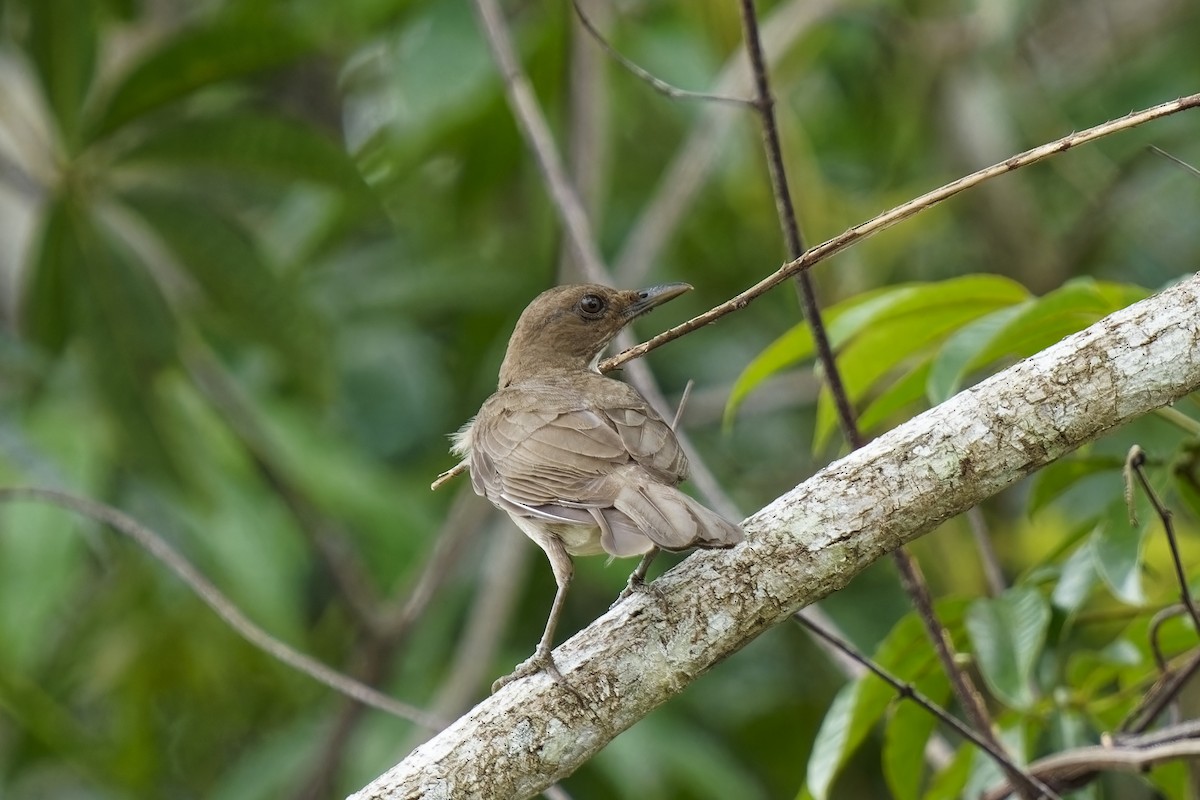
[351,274,1200,800]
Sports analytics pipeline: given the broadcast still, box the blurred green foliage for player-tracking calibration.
[1,0,1199,798]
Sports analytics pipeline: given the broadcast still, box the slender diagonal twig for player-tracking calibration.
[571,0,753,107]
[1150,145,1200,178]
[182,341,383,633]
[0,486,445,730]
[470,0,606,280]
[602,92,1200,371]
[796,615,1061,799]
[1148,604,1187,672]
[980,725,1200,800]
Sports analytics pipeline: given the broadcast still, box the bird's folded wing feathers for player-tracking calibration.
[471,395,740,555]
[473,401,686,503]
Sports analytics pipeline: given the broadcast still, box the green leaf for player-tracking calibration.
[724,286,911,429]
[66,202,180,476]
[1050,542,1098,614]
[927,278,1147,405]
[22,199,81,354]
[882,671,950,800]
[1027,455,1125,516]
[921,743,973,800]
[1090,514,1147,606]
[856,360,931,434]
[811,274,1029,449]
[965,278,1147,373]
[88,21,312,139]
[28,0,97,150]
[926,303,1029,404]
[120,190,331,396]
[116,113,377,207]
[965,586,1050,710]
[727,275,1028,433]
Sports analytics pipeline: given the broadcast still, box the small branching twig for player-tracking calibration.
[1122,648,1200,734]
[795,614,1061,800]
[0,486,445,730]
[571,0,753,107]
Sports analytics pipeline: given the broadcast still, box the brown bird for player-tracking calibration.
[451,282,744,691]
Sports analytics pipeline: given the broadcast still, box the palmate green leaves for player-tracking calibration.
[28,0,97,151]
[120,190,331,397]
[87,20,313,140]
[29,197,181,476]
[965,586,1050,711]
[118,114,380,211]
[726,275,1150,450]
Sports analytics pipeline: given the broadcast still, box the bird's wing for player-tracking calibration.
[470,403,626,507]
[599,404,688,484]
[471,391,737,557]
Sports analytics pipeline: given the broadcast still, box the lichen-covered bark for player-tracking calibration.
[351,272,1200,800]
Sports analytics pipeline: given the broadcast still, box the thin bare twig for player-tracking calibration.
[1150,145,1200,178]
[182,341,383,633]
[980,720,1200,800]
[1122,648,1200,734]
[968,506,1007,596]
[470,0,606,281]
[0,486,445,730]
[571,0,753,107]
[795,614,1060,800]
[894,549,1046,800]
[602,92,1200,372]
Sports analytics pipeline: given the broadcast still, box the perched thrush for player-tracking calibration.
[451,282,743,691]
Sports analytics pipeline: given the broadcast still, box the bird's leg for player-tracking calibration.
[614,547,660,605]
[492,535,574,693]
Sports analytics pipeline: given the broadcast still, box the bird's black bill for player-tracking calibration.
[625,282,692,319]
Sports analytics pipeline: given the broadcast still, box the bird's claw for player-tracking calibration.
[612,574,663,608]
[491,646,567,694]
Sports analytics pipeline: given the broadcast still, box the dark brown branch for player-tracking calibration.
[735,0,859,449]
[734,0,1037,795]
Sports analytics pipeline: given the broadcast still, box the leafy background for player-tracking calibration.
[1,0,1199,798]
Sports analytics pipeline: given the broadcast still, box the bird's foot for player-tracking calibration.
[612,573,664,608]
[491,645,568,694]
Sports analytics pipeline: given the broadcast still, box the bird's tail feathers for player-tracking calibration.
[613,481,743,553]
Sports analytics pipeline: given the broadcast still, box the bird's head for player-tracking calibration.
[498,282,691,387]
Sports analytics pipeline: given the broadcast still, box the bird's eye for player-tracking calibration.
[578,294,606,318]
